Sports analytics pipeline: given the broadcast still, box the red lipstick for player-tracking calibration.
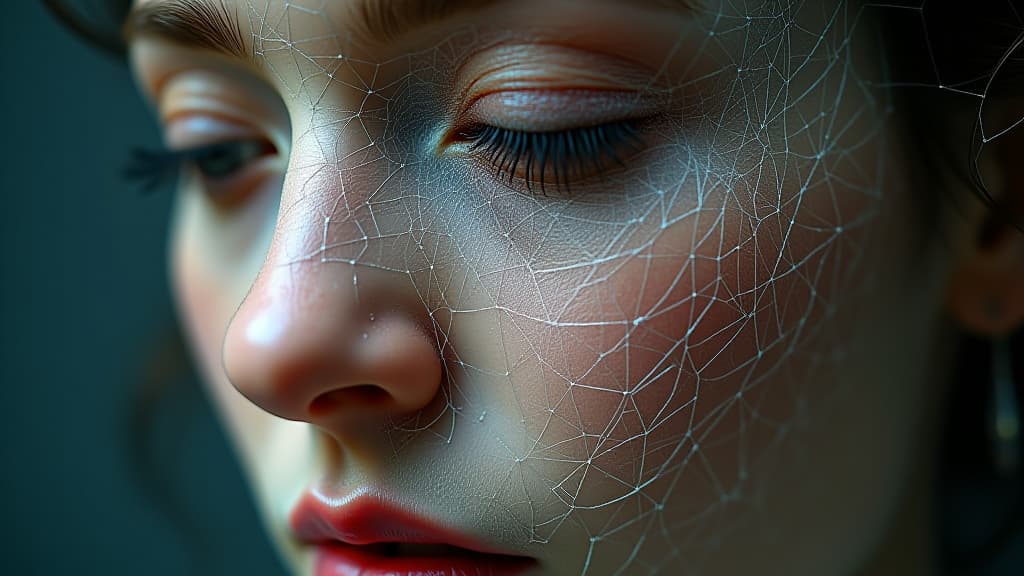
[290,488,537,576]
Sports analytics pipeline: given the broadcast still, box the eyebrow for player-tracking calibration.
[356,0,697,44]
[125,0,253,63]
[125,0,698,62]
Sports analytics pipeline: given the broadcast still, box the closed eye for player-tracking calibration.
[457,120,645,196]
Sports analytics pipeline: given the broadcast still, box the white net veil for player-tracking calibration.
[190,0,1024,573]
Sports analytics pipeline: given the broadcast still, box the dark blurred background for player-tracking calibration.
[0,3,284,574]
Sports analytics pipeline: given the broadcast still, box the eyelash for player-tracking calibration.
[122,121,644,198]
[123,139,274,195]
[460,120,643,194]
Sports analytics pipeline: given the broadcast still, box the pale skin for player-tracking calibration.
[127,0,1024,574]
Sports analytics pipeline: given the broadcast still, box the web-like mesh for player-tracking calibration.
[230,1,1022,573]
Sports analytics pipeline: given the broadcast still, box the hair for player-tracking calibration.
[45,0,1024,574]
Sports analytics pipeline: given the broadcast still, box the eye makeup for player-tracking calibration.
[435,42,672,195]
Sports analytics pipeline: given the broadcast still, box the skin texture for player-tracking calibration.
[128,0,1023,574]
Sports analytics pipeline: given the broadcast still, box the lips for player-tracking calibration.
[289,487,537,576]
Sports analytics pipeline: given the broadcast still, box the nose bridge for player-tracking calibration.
[272,133,369,267]
[221,120,443,438]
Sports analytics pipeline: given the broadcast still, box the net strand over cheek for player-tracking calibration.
[223,1,1024,574]
[251,0,885,571]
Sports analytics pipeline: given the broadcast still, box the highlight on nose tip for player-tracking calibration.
[221,263,444,427]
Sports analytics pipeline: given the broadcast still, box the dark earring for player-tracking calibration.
[990,336,1020,475]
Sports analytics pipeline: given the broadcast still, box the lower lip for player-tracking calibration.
[314,542,537,576]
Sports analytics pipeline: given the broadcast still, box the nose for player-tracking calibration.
[221,219,443,438]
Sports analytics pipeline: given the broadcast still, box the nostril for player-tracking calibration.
[308,385,392,417]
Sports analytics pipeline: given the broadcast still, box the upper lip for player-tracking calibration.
[288,485,519,556]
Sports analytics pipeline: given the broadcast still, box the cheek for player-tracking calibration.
[171,200,222,386]
[445,140,886,542]
[169,192,279,457]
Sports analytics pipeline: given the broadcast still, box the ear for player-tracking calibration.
[947,114,1024,337]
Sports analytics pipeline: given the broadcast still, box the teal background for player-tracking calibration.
[0,3,284,574]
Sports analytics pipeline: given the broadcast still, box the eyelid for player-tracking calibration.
[164,114,265,150]
[155,69,291,152]
[457,43,662,108]
[462,89,660,132]
[450,43,666,138]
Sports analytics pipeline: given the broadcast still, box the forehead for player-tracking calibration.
[126,0,706,57]
[125,0,726,107]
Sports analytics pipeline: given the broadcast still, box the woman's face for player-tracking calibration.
[130,0,945,574]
